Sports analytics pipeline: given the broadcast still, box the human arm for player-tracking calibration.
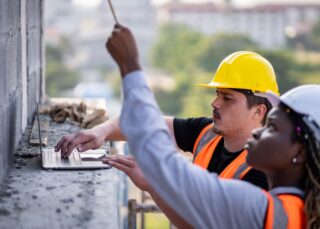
[106,24,269,228]
[103,155,193,229]
[55,114,174,157]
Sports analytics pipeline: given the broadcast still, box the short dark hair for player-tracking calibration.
[233,89,272,125]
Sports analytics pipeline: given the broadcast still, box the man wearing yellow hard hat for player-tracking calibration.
[56,46,279,227]
[191,51,279,181]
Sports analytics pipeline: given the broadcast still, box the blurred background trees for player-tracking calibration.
[151,23,320,117]
[46,21,320,118]
[45,2,320,119]
[46,38,80,96]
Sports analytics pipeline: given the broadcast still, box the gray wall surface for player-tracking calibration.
[0,0,44,189]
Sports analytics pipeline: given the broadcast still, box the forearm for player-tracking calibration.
[93,116,175,142]
[148,188,193,229]
[93,116,126,141]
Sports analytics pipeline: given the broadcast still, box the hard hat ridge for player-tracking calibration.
[266,84,320,142]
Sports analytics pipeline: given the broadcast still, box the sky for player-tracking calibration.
[152,0,320,7]
[72,0,320,8]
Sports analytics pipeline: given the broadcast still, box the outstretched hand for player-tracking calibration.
[103,155,151,192]
[106,24,141,77]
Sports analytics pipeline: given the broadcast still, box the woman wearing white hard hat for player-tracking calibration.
[245,84,320,229]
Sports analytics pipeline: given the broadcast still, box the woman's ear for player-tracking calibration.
[292,143,306,165]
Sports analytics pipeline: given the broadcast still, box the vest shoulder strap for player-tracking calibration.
[193,124,216,161]
[219,150,251,179]
[264,191,306,229]
[277,194,306,229]
[264,192,288,229]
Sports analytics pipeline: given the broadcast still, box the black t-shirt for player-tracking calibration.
[173,117,268,190]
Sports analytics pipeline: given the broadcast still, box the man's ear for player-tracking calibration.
[253,104,267,120]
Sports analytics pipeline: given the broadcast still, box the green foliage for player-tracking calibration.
[288,19,320,51]
[310,19,320,50]
[151,23,204,73]
[291,71,320,85]
[151,25,260,116]
[179,73,214,117]
[150,23,320,117]
[45,40,80,96]
[105,70,122,98]
[197,33,258,72]
[287,33,314,50]
[144,213,170,229]
[257,49,299,93]
[154,71,192,116]
[155,69,214,117]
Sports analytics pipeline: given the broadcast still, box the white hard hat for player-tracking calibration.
[266,85,320,141]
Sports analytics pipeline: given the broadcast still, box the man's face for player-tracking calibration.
[211,88,256,137]
[245,107,297,173]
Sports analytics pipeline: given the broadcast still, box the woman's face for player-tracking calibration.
[245,106,299,173]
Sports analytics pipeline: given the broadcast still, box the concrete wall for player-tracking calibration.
[0,0,44,189]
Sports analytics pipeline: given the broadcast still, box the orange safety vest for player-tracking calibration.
[264,191,306,229]
[193,124,251,179]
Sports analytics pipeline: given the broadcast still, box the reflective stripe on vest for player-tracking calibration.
[193,124,215,160]
[192,124,251,179]
[264,192,306,229]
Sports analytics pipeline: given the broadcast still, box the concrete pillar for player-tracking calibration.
[21,0,28,131]
[0,0,44,190]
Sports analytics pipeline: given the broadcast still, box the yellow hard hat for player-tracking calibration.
[199,51,279,95]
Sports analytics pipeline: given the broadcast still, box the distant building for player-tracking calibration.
[45,0,156,69]
[107,0,156,66]
[158,2,320,49]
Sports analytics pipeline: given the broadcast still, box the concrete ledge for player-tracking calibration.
[0,117,121,229]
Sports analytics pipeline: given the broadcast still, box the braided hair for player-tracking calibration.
[280,102,320,229]
[304,129,320,229]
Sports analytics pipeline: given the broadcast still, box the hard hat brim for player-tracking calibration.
[198,83,221,88]
[198,82,241,89]
[265,91,281,106]
[199,83,277,94]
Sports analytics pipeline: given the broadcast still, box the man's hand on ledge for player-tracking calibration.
[55,127,106,158]
[105,24,142,78]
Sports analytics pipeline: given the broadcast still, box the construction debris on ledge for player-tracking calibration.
[18,98,110,157]
[41,98,109,129]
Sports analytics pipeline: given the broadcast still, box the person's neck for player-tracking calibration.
[223,131,252,152]
[267,167,305,190]
[223,122,262,152]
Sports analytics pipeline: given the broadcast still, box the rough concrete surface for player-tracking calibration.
[0,119,120,229]
[0,0,43,191]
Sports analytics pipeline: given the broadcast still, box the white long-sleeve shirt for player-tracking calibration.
[120,70,303,229]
